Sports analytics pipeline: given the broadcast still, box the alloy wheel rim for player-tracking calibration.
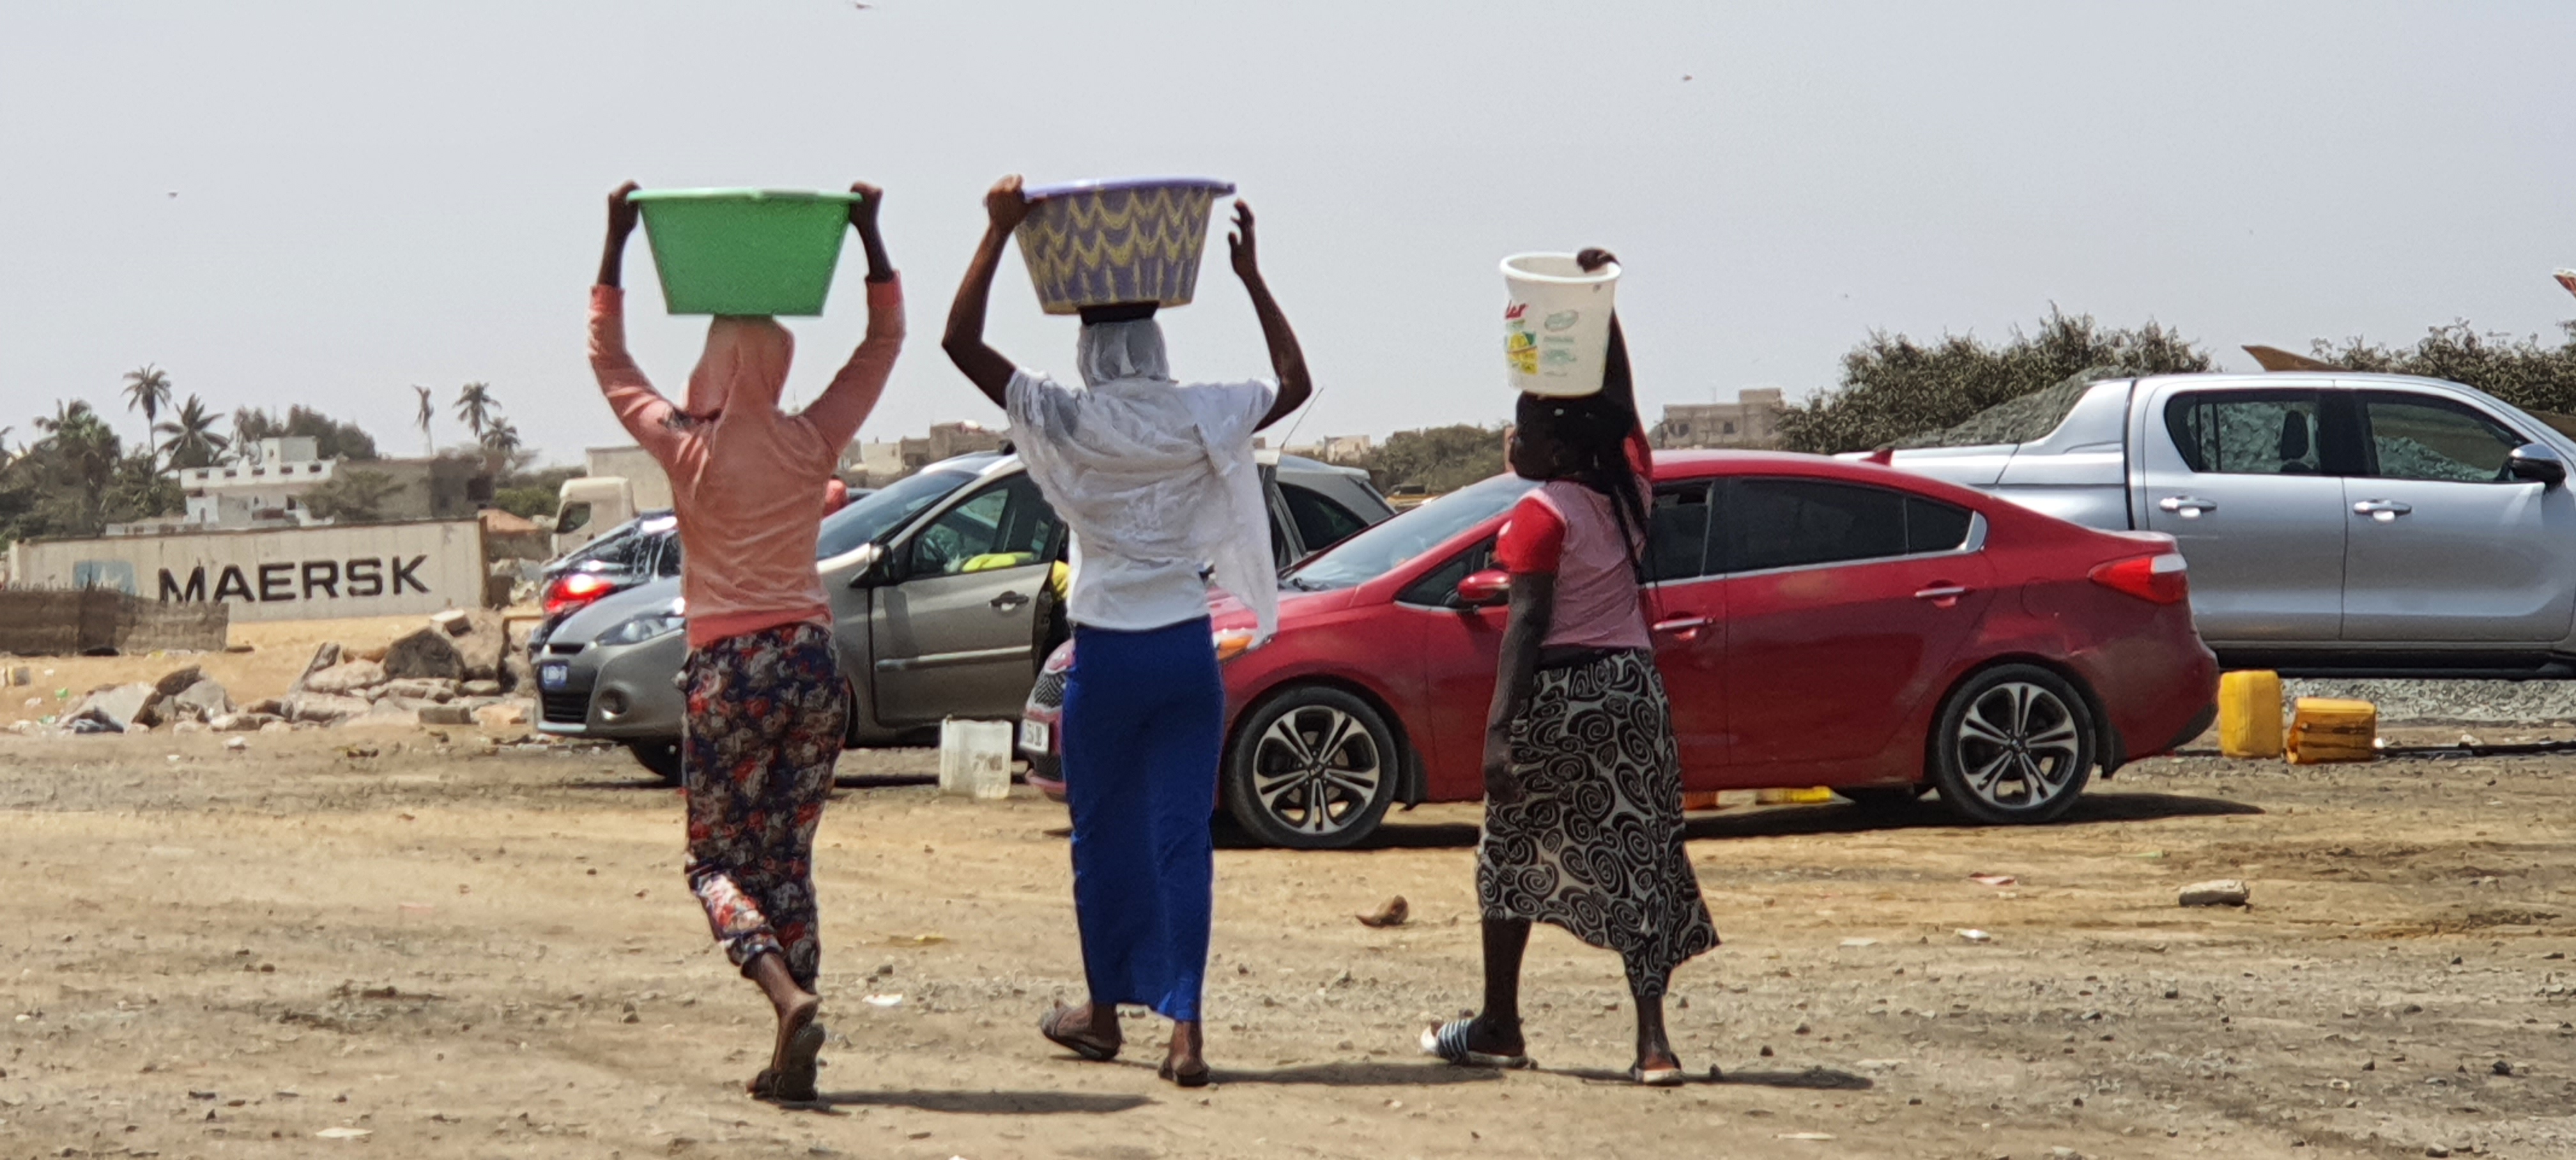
[1249,705,1383,836]
[1953,682,2083,809]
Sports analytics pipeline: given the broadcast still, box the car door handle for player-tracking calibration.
[1912,584,1969,603]
[2353,499,2413,521]
[1652,614,1711,642]
[990,590,1029,609]
[2158,495,2218,518]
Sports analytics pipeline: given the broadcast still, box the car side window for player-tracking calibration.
[1647,482,1715,582]
[1728,478,1908,572]
[1282,484,1372,556]
[1905,497,1974,554]
[654,537,683,577]
[2165,391,2324,475]
[1397,537,1499,607]
[2360,392,2523,483]
[910,477,1059,576]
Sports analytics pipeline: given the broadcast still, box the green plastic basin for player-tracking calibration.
[629,188,857,316]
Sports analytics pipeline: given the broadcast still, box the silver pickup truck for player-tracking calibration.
[1880,371,2576,675]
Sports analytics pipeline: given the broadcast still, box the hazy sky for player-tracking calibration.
[6,2,2574,465]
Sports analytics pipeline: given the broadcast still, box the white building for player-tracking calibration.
[178,437,337,527]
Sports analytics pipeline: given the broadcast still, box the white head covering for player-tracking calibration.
[1075,319,1171,388]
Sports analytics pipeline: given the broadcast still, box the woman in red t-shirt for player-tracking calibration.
[1424,250,1717,1086]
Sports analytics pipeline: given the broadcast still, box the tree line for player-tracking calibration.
[0,371,544,543]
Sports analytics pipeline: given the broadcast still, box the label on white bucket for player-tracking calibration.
[939,718,1015,800]
[1501,254,1618,397]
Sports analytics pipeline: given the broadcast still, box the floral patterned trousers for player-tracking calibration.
[682,622,847,989]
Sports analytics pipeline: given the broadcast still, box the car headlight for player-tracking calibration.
[599,610,686,646]
[1213,629,1259,662]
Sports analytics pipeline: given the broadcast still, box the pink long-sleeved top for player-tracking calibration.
[588,277,903,648]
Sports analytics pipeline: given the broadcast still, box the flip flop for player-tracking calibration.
[1039,1004,1121,1062]
[749,1021,827,1103]
[1629,1061,1687,1087]
[1158,1056,1212,1088]
[1421,1018,1532,1069]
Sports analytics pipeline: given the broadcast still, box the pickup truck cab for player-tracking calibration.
[1882,371,2576,675]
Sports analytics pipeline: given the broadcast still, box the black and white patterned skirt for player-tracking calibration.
[1477,648,1718,997]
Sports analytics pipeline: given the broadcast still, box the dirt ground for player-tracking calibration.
[2,725,2572,1160]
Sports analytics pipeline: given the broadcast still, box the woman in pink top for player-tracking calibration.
[1424,250,1716,1087]
[589,180,903,1103]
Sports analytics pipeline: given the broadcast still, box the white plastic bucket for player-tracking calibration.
[938,717,1013,800]
[1501,253,1620,397]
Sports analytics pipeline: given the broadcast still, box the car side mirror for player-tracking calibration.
[2510,443,2567,487]
[840,544,892,589]
[1455,569,1512,607]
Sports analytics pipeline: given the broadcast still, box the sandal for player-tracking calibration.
[1629,1060,1686,1087]
[1421,1018,1532,1069]
[1039,1004,1121,1062]
[749,1021,827,1103]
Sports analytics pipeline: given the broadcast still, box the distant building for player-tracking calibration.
[1652,389,1786,450]
[176,437,335,527]
[1284,434,1373,464]
[843,422,1009,486]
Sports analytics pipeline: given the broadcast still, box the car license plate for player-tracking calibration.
[539,662,569,691]
[1018,719,1051,754]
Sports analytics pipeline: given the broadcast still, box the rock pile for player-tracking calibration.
[20,609,534,738]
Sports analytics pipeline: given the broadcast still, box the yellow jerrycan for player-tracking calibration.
[2216,671,2283,759]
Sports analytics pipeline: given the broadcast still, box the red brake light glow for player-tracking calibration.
[2089,553,2189,605]
[543,572,618,616]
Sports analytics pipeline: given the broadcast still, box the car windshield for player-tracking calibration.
[1284,472,1537,591]
[815,467,979,559]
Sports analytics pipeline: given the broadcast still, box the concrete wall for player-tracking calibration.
[8,519,488,623]
[0,589,228,655]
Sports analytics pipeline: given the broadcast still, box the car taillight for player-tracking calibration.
[543,572,617,616]
[2089,553,2189,605]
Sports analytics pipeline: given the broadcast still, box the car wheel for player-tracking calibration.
[1222,686,1399,850]
[629,739,684,786]
[1928,664,2096,825]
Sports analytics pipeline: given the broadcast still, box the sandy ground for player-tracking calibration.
[3,724,2573,1160]
[0,616,475,727]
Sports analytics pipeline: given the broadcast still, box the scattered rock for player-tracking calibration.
[301,660,387,697]
[2180,880,2251,908]
[259,719,294,735]
[341,703,421,730]
[383,628,466,682]
[475,701,530,728]
[1356,896,1409,928]
[70,683,158,732]
[288,641,343,695]
[152,665,204,698]
[245,697,285,717]
[380,677,458,704]
[210,712,279,733]
[2426,1147,2451,1158]
[418,704,477,727]
[224,736,249,752]
[286,693,374,726]
[167,678,232,723]
[2493,1058,2514,1076]
[430,609,473,637]
[461,679,503,698]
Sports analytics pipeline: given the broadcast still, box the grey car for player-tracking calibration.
[1883,371,2576,675]
[536,450,1392,780]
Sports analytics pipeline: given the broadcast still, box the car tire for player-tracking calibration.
[1928,664,2096,825]
[629,739,684,786]
[1222,685,1400,850]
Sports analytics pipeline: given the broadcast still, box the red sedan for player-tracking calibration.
[1020,451,2218,848]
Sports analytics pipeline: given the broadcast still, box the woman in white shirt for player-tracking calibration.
[942,175,1312,1087]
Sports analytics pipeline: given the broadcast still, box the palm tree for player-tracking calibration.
[454,382,498,442]
[123,365,174,445]
[413,385,436,455]
[479,416,522,459]
[155,395,231,470]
